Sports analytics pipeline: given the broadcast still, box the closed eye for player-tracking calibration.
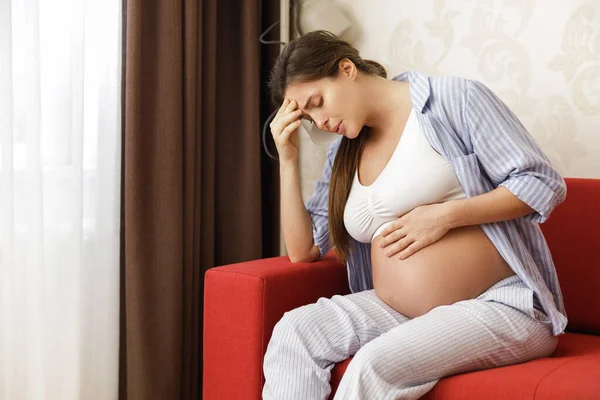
[302,97,322,123]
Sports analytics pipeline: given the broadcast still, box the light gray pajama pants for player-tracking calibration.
[262,274,558,400]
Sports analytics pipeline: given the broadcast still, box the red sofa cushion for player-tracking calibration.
[329,333,600,400]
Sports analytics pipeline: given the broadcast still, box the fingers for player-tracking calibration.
[384,236,414,258]
[278,108,303,128]
[380,220,400,237]
[271,99,302,139]
[398,242,421,260]
[274,99,299,124]
[380,229,406,248]
[273,98,292,122]
[278,119,302,143]
[277,98,290,115]
[285,99,297,112]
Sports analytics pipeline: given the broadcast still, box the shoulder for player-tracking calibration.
[402,69,489,95]
[428,74,501,109]
[428,74,471,104]
[422,74,473,133]
[423,73,504,126]
[392,70,478,112]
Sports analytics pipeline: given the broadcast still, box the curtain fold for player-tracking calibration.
[120,0,280,398]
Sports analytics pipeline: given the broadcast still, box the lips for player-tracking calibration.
[335,121,343,134]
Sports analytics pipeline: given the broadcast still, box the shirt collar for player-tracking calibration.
[391,70,431,113]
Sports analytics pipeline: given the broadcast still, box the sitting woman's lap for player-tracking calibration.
[263,274,556,400]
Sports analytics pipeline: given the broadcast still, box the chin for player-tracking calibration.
[345,124,361,139]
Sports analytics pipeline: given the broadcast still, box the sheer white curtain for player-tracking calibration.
[0,0,121,399]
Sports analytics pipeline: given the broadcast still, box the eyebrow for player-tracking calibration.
[302,95,314,110]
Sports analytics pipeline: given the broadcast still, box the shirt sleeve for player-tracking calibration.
[465,79,567,223]
[304,138,341,259]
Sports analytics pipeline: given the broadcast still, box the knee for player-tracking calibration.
[271,304,317,341]
[541,329,558,358]
[346,340,388,379]
[336,339,402,398]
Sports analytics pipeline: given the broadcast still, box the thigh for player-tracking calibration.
[271,289,412,360]
[342,298,557,395]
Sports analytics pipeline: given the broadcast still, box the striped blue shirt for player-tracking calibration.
[305,70,568,336]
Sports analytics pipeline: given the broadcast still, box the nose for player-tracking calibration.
[315,117,330,132]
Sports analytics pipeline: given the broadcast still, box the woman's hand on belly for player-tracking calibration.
[379,202,452,260]
[371,225,515,318]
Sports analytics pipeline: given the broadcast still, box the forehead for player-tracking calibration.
[285,78,330,103]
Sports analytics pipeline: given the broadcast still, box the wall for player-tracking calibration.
[297,0,600,208]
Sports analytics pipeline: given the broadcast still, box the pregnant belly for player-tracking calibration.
[371,224,515,319]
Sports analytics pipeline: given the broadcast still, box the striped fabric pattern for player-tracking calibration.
[262,275,557,399]
[305,70,568,336]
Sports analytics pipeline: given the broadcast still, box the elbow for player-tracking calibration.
[289,254,314,264]
[543,175,568,219]
[288,244,320,263]
[558,176,568,203]
[501,172,567,223]
[288,252,303,263]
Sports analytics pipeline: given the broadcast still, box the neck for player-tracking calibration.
[361,75,412,139]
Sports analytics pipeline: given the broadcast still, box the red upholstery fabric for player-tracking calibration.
[539,178,600,335]
[329,333,600,400]
[203,178,600,399]
[203,253,350,400]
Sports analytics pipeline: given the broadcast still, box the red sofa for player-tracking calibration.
[204,178,600,399]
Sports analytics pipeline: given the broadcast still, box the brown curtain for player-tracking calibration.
[119,0,281,399]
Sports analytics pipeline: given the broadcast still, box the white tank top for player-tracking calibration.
[344,108,466,243]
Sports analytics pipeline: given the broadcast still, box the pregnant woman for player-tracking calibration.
[263,30,567,400]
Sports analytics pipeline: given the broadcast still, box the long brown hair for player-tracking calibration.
[267,30,387,264]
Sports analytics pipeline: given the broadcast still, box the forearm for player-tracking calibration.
[279,160,317,262]
[443,186,536,229]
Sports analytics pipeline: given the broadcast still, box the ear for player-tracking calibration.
[338,58,357,80]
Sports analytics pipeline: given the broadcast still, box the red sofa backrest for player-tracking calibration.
[540,178,600,335]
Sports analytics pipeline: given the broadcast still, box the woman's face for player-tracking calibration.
[284,59,366,139]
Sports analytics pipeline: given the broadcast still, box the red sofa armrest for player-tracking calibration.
[203,251,349,400]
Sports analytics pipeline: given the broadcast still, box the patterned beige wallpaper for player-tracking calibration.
[297,0,600,208]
